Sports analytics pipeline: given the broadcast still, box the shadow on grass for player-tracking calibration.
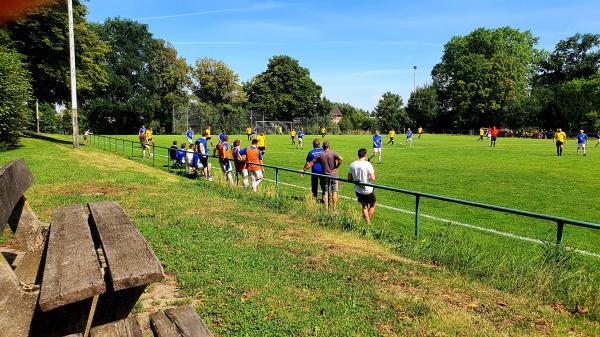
[24,133,74,146]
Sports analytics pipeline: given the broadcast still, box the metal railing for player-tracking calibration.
[88,134,600,246]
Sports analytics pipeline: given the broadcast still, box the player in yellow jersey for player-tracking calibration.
[256,131,266,155]
[554,128,567,156]
[417,126,423,139]
[320,127,326,138]
[387,129,396,145]
[290,128,297,145]
[246,127,252,140]
[477,127,484,141]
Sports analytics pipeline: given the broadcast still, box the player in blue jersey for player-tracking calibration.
[372,130,382,163]
[218,129,227,142]
[185,127,193,144]
[596,130,600,147]
[576,129,588,156]
[138,124,146,149]
[303,139,324,199]
[297,128,305,149]
[194,132,211,180]
[406,128,413,148]
[251,128,257,139]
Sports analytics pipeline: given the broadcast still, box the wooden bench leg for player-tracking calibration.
[0,253,40,337]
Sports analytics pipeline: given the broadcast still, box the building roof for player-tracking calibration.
[331,106,342,117]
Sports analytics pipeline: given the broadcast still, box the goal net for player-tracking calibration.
[254,121,293,135]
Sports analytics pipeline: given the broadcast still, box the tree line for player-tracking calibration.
[1,1,598,149]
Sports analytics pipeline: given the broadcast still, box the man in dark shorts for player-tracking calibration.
[303,141,343,210]
[195,132,211,180]
[302,139,324,199]
[348,148,376,224]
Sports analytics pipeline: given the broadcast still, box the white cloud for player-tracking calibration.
[135,2,289,21]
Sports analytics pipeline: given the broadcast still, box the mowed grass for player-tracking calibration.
[2,134,600,336]
[105,133,600,256]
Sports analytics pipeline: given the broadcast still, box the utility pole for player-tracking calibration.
[67,0,79,148]
[413,65,417,92]
[35,100,39,133]
[172,107,175,134]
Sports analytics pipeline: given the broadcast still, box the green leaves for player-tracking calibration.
[374,92,410,131]
[191,58,245,106]
[0,46,32,149]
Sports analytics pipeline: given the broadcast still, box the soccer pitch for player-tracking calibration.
[106,133,600,259]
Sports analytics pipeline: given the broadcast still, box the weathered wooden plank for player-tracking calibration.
[88,201,164,291]
[63,334,83,337]
[150,310,181,337]
[39,204,106,312]
[164,305,214,337]
[0,253,39,337]
[89,316,143,337]
[0,158,34,231]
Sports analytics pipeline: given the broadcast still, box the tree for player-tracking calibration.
[535,33,600,87]
[245,55,321,120]
[373,92,410,132]
[4,0,109,104]
[0,46,32,149]
[336,102,369,133]
[432,27,538,128]
[407,84,440,130]
[191,58,245,106]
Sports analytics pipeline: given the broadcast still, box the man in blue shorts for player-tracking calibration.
[302,139,324,199]
[372,130,382,163]
[186,127,193,144]
[406,128,413,148]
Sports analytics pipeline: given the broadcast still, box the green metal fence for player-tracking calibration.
[88,134,600,247]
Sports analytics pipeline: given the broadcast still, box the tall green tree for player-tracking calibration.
[191,58,245,106]
[0,46,32,149]
[373,92,410,132]
[407,84,440,130]
[336,102,369,133]
[245,55,321,120]
[432,27,538,128]
[3,0,109,104]
[535,33,600,87]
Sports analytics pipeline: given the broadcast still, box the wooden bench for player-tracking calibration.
[0,158,165,337]
[150,305,214,337]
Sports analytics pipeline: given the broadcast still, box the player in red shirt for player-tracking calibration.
[489,126,503,147]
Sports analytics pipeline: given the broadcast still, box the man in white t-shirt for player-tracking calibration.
[348,148,376,224]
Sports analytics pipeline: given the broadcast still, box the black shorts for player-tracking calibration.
[356,192,376,204]
[199,155,208,167]
[491,136,497,141]
[258,146,266,152]
[556,141,563,146]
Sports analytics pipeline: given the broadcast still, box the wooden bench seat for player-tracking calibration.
[150,305,214,337]
[89,316,143,337]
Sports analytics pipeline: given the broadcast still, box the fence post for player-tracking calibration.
[415,194,421,239]
[152,144,155,166]
[122,139,125,157]
[167,149,171,172]
[131,141,134,159]
[275,168,279,193]
[556,220,564,245]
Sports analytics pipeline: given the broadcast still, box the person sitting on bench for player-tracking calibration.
[176,143,187,167]
[169,140,180,167]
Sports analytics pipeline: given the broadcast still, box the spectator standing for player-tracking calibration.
[302,139,324,199]
[303,141,343,210]
[348,148,377,225]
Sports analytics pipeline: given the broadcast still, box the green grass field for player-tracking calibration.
[104,133,600,256]
[2,134,600,335]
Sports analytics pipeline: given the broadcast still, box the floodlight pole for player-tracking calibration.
[35,100,39,133]
[413,65,417,92]
[68,0,79,148]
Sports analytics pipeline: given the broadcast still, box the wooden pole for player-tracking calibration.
[68,0,79,148]
[35,100,39,133]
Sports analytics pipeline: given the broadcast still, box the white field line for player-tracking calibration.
[264,179,600,259]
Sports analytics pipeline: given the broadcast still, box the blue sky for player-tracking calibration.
[86,0,600,111]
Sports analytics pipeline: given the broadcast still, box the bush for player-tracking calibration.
[0,46,32,149]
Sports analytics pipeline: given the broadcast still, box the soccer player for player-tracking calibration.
[320,127,326,139]
[219,135,234,183]
[140,132,151,160]
[348,148,376,225]
[218,129,227,143]
[477,128,484,141]
[290,128,297,146]
[372,130,382,163]
[251,128,257,139]
[387,129,395,145]
[303,138,324,199]
[185,127,193,144]
[576,129,588,156]
[256,131,266,155]
[139,124,147,149]
[297,128,305,149]
[232,140,249,187]
[246,127,252,140]
[195,132,211,180]
[239,139,264,192]
[303,141,343,210]
[596,130,600,147]
[417,126,423,139]
[176,143,187,166]
[406,128,413,147]
[205,125,213,148]
[489,126,502,147]
[554,128,567,156]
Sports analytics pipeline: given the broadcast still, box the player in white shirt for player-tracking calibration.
[348,148,377,225]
